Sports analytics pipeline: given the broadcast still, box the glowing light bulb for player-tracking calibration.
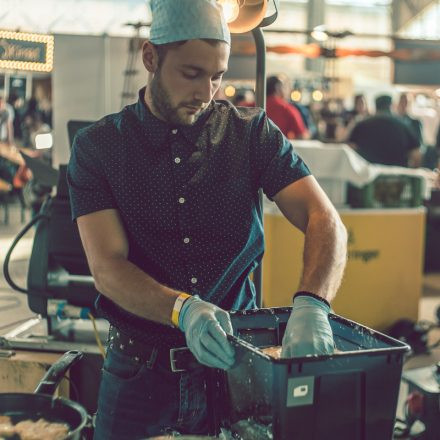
[312,90,323,102]
[291,90,302,102]
[224,85,236,97]
[218,0,240,23]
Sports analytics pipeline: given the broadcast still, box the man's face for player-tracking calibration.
[150,39,229,126]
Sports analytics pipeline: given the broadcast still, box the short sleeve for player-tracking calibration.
[250,111,311,200]
[67,131,116,221]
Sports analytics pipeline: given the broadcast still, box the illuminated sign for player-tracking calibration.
[0,30,54,72]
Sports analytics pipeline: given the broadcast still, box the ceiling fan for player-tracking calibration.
[232,26,440,60]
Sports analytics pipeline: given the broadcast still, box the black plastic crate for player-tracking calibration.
[213,307,409,440]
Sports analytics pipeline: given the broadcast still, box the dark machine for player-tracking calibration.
[3,120,99,337]
[402,363,440,440]
[2,122,103,415]
[26,164,98,320]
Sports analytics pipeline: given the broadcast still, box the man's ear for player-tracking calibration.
[142,41,159,73]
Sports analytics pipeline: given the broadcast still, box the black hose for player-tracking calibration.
[2,213,49,294]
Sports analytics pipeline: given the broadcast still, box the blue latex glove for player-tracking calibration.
[281,295,334,358]
[179,296,235,370]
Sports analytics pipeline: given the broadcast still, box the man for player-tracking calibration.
[266,75,309,140]
[67,1,347,438]
[0,96,14,146]
[349,95,421,168]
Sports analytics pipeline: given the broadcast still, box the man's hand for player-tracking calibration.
[179,296,235,370]
[281,296,334,358]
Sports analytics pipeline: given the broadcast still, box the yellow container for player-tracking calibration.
[262,208,426,331]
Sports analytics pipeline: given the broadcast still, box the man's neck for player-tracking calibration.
[143,85,166,122]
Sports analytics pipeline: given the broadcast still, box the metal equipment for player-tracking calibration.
[25,164,98,318]
[2,163,109,351]
[402,363,440,440]
[0,351,91,439]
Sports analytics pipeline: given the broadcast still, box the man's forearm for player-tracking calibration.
[93,257,182,326]
[298,210,347,302]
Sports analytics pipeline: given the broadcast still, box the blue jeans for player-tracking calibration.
[93,345,210,440]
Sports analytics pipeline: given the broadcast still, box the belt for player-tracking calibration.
[108,325,201,373]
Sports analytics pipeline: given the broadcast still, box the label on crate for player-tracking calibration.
[286,376,315,407]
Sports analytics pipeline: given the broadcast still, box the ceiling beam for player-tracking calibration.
[392,0,436,33]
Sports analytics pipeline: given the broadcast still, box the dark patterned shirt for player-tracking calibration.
[67,88,310,338]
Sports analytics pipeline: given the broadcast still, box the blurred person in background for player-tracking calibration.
[232,91,246,106]
[234,89,255,107]
[421,121,440,170]
[21,97,44,148]
[320,98,345,142]
[288,94,318,139]
[342,94,369,141]
[430,124,440,170]
[266,75,309,140]
[39,97,53,128]
[28,113,51,146]
[397,93,424,148]
[27,112,52,161]
[437,125,440,157]
[7,93,24,141]
[0,95,15,146]
[349,94,421,168]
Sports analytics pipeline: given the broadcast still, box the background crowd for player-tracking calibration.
[1,78,439,223]
[229,76,440,171]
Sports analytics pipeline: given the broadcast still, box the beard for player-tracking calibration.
[149,70,206,126]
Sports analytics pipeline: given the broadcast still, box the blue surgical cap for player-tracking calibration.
[149,0,231,46]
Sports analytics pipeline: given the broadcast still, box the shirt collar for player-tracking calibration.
[132,87,215,150]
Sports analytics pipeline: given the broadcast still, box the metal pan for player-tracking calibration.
[0,350,89,439]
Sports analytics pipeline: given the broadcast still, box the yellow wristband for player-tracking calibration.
[171,293,191,328]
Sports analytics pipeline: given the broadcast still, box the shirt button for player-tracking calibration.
[191,277,198,284]
[171,129,178,134]
[174,157,181,164]
[183,237,190,244]
[178,197,185,204]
